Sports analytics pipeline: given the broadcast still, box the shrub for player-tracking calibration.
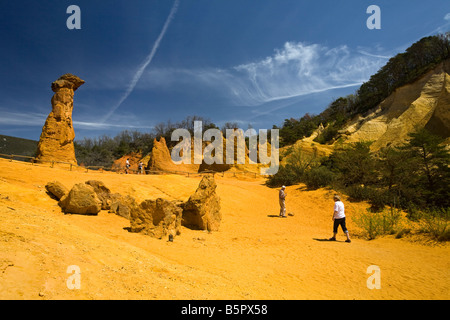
[265,145,317,187]
[418,208,450,241]
[303,166,335,190]
[265,164,299,187]
[352,207,402,240]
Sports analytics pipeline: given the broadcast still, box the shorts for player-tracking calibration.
[333,217,348,234]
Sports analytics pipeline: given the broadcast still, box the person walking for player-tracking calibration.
[329,194,351,243]
[279,186,287,218]
[125,158,130,174]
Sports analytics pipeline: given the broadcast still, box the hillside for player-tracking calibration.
[0,158,448,299]
[0,135,38,157]
[279,35,450,150]
[337,59,450,150]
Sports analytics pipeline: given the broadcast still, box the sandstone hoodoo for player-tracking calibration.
[182,175,221,232]
[147,137,199,173]
[36,73,85,164]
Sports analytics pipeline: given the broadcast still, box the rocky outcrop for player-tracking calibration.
[182,175,221,231]
[128,175,222,238]
[84,180,134,219]
[45,175,222,236]
[85,180,113,210]
[109,195,135,220]
[45,181,69,200]
[130,198,183,239]
[147,137,199,173]
[112,152,142,174]
[59,183,102,215]
[36,74,85,164]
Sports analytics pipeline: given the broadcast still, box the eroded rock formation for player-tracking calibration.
[36,74,85,164]
[130,198,183,239]
[59,183,102,215]
[182,175,221,231]
[45,181,69,200]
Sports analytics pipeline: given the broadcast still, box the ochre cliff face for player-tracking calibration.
[36,74,85,164]
[339,59,450,150]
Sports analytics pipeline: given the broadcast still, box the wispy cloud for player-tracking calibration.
[0,110,152,131]
[101,0,180,123]
[231,42,385,105]
[139,41,388,107]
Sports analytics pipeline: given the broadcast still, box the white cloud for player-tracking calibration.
[444,13,450,21]
[0,111,46,126]
[139,41,388,108]
[0,110,152,131]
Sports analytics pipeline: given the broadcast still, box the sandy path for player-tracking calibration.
[0,159,448,299]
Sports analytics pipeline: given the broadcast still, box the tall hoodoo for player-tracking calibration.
[36,74,85,164]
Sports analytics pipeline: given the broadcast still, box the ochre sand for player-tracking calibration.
[0,159,448,299]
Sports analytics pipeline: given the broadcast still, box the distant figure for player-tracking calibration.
[329,194,351,243]
[125,158,130,174]
[279,185,287,218]
[138,161,144,174]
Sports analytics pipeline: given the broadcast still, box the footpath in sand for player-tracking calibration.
[0,159,448,300]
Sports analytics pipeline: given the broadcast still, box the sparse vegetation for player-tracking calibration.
[417,208,450,242]
[352,207,403,240]
[268,128,450,241]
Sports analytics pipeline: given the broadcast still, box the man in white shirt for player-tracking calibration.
[279,186,287,218]
[330,194,351,243]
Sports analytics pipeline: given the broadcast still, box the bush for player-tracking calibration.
[352,207,402,240]
[265,165,299,187]
[418,208,450,241]
[265,145,317,187]
[303,166,335,190]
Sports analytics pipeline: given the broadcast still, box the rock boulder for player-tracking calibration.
[45,181,69,200]
[130,198,183,239]
[85,180,112,210]
[59,183,102,215]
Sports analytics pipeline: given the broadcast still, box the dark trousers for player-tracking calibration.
[333,217,348,233]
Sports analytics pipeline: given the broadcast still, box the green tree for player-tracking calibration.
[398,129,450,208]
[328,141,377,187]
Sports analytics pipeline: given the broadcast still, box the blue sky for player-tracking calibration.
[0,0,449,141]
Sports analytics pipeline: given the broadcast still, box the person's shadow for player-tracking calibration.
[313,238,343,242]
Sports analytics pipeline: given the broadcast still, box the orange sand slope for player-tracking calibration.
[0,159,448,300]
